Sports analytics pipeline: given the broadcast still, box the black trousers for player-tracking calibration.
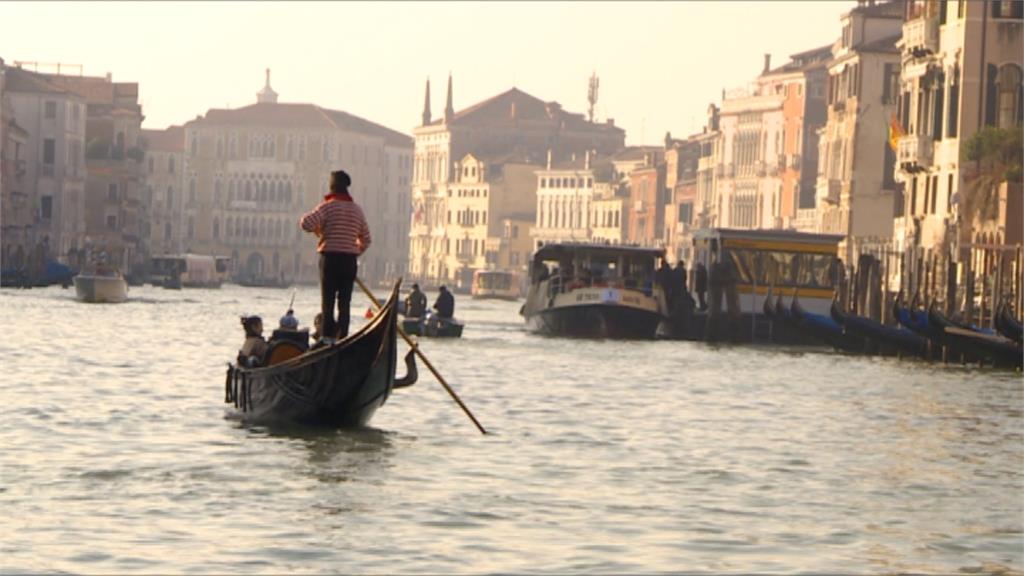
[320,252,358,339]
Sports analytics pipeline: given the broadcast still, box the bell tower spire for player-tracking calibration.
[422,77,432,126]
[444,72,454,124]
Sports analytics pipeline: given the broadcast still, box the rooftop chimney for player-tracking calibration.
[584,150,591,170]
[546,149,552,170]
[763,54,771,75]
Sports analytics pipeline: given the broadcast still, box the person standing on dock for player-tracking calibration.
[300,170,372,342]
[695,262,708,311]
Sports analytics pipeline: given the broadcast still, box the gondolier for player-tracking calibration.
[300,169,371,343]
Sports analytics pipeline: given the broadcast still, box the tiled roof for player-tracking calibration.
[848,0,903,18]
[858,33,902,54]
[142,126,185,152]
[194,102,411,147]
[430,86,624,135]
[4,67,75,96]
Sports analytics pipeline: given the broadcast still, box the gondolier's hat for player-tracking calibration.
[330,170,351,192]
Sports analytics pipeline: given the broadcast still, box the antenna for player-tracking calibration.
[587,71,600,123]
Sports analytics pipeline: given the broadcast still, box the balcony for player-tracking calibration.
[789,153,802,170]
[816,178,842,205]
[903,17,939,57]
[898,134,933,171]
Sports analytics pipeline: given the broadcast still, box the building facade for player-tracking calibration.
[3,64,87,268]
[141,125,185,257]
[894,0,1023,269]
[816,1,903,261]
[408,78,626,285]
[177,72,412,285]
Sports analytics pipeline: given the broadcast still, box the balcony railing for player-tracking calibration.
[898,134,933,171]
[903,16,939,56]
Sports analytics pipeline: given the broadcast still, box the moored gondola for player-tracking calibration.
[224,282,416,427]
[928,303,1021,368]
[831,299,929,358]
[790,293,864,352]
[995,301,1023,344]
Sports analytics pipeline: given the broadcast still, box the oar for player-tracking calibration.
[356,277,488,435]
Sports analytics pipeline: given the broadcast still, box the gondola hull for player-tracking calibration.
[831,301,929,358]
[402,317,464,338]
[226,283,401,427]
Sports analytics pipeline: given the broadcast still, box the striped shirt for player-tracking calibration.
[299,194,372,255]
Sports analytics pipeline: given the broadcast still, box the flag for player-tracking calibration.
[888,114,904,152]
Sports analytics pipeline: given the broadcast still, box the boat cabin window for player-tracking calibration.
[725,249,837,289]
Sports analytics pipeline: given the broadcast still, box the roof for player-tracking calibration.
[763,44,835,76]
[857,33,902,54]
[847,0,903,19]
[533,242,665,262]
[194,102,411,147]
[4,67,76,96]
[429,86,624,135]
[692,227,843,245]
[142,126,185,152]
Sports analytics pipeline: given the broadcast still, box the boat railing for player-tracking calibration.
[544,274,655,297]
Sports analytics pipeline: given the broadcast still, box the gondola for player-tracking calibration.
[892,294,931,338]
[929,304,1021,369]
[224,282,417,427]
[831,300,929,358]
[790,293,864,352]
[995,301,1023,344]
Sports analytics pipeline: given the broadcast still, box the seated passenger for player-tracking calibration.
[279,309,299,330]
[238,315,270,367]
[405,283,428,318]
[430,285,456,327]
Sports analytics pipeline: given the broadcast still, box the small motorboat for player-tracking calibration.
[73,265,128,303]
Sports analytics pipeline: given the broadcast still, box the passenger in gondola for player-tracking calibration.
[310,313,323,342]
[238,315,270,367]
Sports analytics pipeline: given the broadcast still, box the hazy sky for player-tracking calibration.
[3,1,855,144]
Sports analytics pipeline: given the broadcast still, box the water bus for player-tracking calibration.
[521,243,668,339]
[149,254,230,288]
[471,269,521,300]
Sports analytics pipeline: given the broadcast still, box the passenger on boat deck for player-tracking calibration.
[405,283,428,318]
[238,316,270,366]
[432,285,455,320]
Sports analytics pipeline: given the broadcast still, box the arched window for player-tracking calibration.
[213,217,220,238]
[189,178,196,204]
[168,156,175,174]
[228,180,236,202]
[164,222,172,240]
[260,181,268,201]
[187,216,194,239]
[244,181,252,201]
[214,180,222,205]
[166,186,174,208]
[285,182,293,203]
[226,217,233,237]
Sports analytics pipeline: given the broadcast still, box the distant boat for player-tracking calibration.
[236,275,291,288]
[73,266,128,303]
[830,300,928,358]
[471,269,521,301]
[224,282,416,427]
[149,254,227,288]
[402,317,465,338]
[521,243,668,339]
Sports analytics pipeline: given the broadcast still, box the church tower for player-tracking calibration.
[257,68,278,104]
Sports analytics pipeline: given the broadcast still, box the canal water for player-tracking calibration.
[1,284,1021,574]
